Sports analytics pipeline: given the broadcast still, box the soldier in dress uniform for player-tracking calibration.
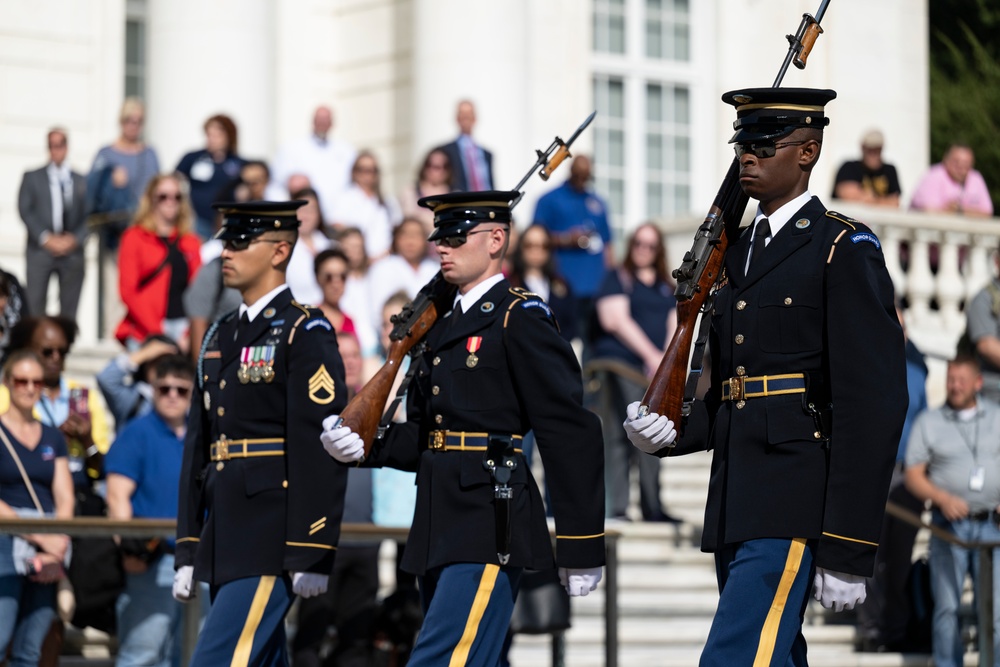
[173,201,348,666]
[624,89,909,666]
[321,190,606,667]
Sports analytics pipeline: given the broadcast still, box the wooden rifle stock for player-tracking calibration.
[335,272,455,456]
[640,159,748,425]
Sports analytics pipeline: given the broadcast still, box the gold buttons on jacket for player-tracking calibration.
[736,400,746,410]
[432,386,440,395]
[282,481,288,488]
[736,300,747,311]
[217,407,225,417]
[814,431,822,439]
[736,366,746,376]
[433,356,441,366]
[784,297,793,306]
[735,334,745,345]
[216,462,224,471]
[203,374,209,383]
[220,380,227,390]
[435,414,443,424]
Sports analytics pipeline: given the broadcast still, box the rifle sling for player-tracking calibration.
[682,293,717,417]
[374,344,426,441]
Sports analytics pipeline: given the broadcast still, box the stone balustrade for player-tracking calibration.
[657,203,1000,406]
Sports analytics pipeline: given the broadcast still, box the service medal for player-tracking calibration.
[238,348,251,384]
[249,347,262,383]
[262,346,275,383]
[466,336,482,368]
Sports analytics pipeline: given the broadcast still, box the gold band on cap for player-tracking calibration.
[736,103,825,112]
[429,200,513,212]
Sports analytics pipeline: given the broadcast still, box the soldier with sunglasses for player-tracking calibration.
[174,201,348,667]
[624,89,908,666]
[322,190,606,667]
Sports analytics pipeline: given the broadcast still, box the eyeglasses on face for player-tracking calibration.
[155,384,192,398]
[433,228,503,249]
[156,192,182,203]
[223,238,284,252]
[11,377,43,390]
[40,346,69,359]
[321,272,348,284]
[733,140,808,159]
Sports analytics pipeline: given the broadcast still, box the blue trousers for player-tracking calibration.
[929,513,1000,667]
[407,563,522,667]
[702,538,816,667]
[190,574,294,667]
[116,554,183,667]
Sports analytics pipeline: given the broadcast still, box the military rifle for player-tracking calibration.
[335,112,597,456]
[638,0,831,426]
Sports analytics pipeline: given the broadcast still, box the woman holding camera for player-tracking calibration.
[0,349,74,665]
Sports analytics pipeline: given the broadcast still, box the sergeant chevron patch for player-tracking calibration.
[308,365,336,405]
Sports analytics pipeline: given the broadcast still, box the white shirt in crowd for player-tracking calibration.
[366,254,440,332]
[285,231,332,307]
[266,134,356,219]
[328,184,402,259]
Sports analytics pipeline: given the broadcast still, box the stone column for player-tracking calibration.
[145,0,275,168]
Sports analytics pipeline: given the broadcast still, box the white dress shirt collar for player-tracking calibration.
[753,190,813,242]
[453,273,504,314]
[239,284,289,322]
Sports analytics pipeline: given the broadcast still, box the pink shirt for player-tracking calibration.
[910,163,993,215]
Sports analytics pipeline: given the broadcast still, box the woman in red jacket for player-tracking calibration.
[115,174,202,351]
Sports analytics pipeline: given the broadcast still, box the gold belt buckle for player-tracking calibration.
[429,430,445,451]
[216,438,230,461]
[728,376,745,401]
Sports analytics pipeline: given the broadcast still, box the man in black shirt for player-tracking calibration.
[832,129,901,207]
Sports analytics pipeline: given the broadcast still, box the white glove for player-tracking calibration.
[320,415,365,462]
[623,401,677,454]
[558,566,603,597]
[812,567,867,612]
[172,565,195,602]
[292,572,329,598]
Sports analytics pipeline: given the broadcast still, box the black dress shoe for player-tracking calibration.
[645,511,683,524]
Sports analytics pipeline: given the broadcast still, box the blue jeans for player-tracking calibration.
[929,512,1000,667]
[116,553,183,667]
[0,558,57,667]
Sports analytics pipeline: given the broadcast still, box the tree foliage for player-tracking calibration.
[928,1,1000,211]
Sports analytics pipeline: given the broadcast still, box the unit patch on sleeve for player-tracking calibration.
[850,232,881,250]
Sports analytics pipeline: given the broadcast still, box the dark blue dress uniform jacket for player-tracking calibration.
[176,289,348,586]
[367,279,605,575]
[669,197,908,577]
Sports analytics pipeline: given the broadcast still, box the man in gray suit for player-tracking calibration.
[18,128,88,318]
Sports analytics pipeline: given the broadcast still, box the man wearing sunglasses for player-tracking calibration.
[174,201,349,667]
[106,354,196,666]
[321,190,605,667]
[624,88,908,666]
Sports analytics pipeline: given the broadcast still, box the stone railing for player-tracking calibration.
[656,204,1000,405]
[657,204,1000,358]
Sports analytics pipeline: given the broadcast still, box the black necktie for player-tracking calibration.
[748,218,771,272]
[61,179,70,232]
[238,311,250,339]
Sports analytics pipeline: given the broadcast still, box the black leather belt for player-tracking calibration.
[722,373,807,401]
[210,438,285,461]
[968,510,996,522]
[427,430,523,453]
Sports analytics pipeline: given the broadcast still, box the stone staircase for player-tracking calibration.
[506,451,960,667]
